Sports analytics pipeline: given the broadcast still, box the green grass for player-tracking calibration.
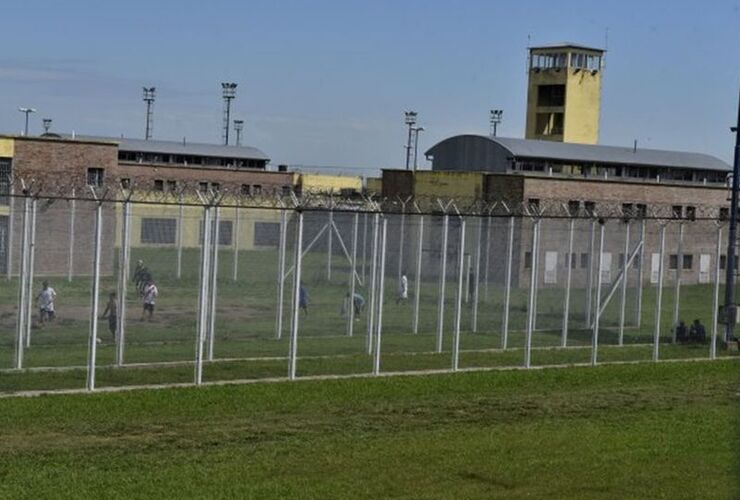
[0,246,735,393]
[0,360,737,498]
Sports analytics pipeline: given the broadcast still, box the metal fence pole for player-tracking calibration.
[348,212,359,336]
[67,190,76,282]
[116,199,131,366]
[412,214,424,334]
[367,213,380,355]
[524,219,539,368]
[397,209,406,281]
[176,196,184,280]
[484,216,492,302]
[14,196,30,369]
[653,224,667,362]
[711,225,722,360]
[24,198,37,348]
[672,223,684,342]
[636,219,646,327]
[288,211,304,380]
[618,222,631,346]
[373,217,388,375]
[561,218,575,347]
[206,206,220,361]
[361,213,368,283]
[471,218,482,333]
[327,210,333,281]
[86,201,103,391]
[532,219,542,331]
[585,220,596,325]
[5,186,13,280]
[275,209,288,339]
[591,220,606,366]
[452,217,466,371]
[502,216,515,349]
[436,214,449,353]
[233,204,240,281]
[194,206,212,385]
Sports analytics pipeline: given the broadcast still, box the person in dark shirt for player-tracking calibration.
[675,320,688,342]
[689,319,706,343]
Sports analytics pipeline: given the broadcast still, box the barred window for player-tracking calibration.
[199,220,233,245]
[254,222,280,246]
[0,158,11,205]
[141,218,177,244]
[87,168,104,187]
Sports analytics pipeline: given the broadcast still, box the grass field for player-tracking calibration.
[0,360,737,498]
[0,244,736,394]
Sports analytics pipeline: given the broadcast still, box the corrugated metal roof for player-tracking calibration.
[431,135,730,172]
[63,134,270,161]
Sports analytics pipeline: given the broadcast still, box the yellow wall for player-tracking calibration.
[366,177,382,195]
[0,138,14,158]
[413,171,485,199]
[563,69,601,144]
[299,173,362,193]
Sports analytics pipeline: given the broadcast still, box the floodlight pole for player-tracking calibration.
[501,216,515,349]
[436,214,450,352]
[412,214,424,334]
[404,111,417,170]
[653,224,667,361]
[18,107,36,136]
[86,200,104,391]
[723,90,740,342]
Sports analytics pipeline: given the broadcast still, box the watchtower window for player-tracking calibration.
[535,112,564,136]
[537,85,565,107]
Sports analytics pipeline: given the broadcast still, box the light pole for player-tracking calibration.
[221,83,238,146]
[142,87,156,140]
[413,126,424,171]
[404,111,417,170]
[723,89,740,342]
[234,119,244,146]
[489,109,503,137]
[18,108,36,136]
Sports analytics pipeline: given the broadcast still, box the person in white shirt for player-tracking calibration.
[141,280,159,321]
[397,272,409,305]
[37,280,57,323]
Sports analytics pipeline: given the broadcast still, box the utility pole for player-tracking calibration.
[404,111,417,170]
[18,108,36,136]
[723,89,740,342]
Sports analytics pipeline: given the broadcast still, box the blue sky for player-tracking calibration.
[0,0,738,169]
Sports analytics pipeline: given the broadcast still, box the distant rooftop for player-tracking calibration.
[529,42,605,53]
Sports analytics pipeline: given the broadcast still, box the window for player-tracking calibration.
[567,200,580,216]
[671,205,683,219]
[527,198,540,213]
[0,159,11,205]
[524,251,532,269]
[120,178,131,189]
[211,182,221,192]
[254,222,281,246]
[565,252,577,269]
[241,184,251,196]
[685,206,696,221]
[253,185,262,195]
[535,112,564,136]
[87,168,104,187]
[669,255,678,270]
[636,204,647,218]
[141,218,177,244]
[166,180,177,192]
[618,253,625,267]
[584,201,596,215]
[622,203,634,218]
[719,255,737,270]
[682,254,693,270]
[198,182,209,193]
[199,220,233,246]
[537,84,566,107]
[282,185,292,196]
[153,179,164,191]
[580,253,589,269]
[720,207,729,221]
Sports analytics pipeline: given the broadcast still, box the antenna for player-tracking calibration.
[142,87,156,140]
[233,119,244,146]
[221,82,238,145]
[42,118,52,134]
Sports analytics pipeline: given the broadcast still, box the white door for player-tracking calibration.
[699,254,710,284]
[544,251,558,284]
[600,252,612,284]
[651,253,660,284]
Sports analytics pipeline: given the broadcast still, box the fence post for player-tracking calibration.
[484,216,492,302]
[275,209,288,340]
[636,219,646,326]
[711,225,722,360]
[653,224,667,362]
[397,208,406,282]
[176,195,184,280]
[288,210,304,380]
[452,217,466,371]
[361,212,368,283]
[532,219,542,331]
[524,219,539,368]
[585,220,596,326]
[86,200,103,391]
[367,213,380,355]
[206,206,220,361]
[618,222,631,346]
[5,185,13,280]
[436,214,449,353]
[327,210,333,281]
[412,214,424,334]
[672,222,684,342]
[233,204,240,281]
[372,217,388,375]
[591,220,606,366]
[194,205,212,385]
[471,218,482,333]
[502,216,515,349]
[116,198,131,366]
[347,212,359,336]
[561,218,575,347]
[67,190,76,282]
[24,198,37,348]
[14,195,30,370]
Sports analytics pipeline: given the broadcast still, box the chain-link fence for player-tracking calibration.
[0,190,736,394]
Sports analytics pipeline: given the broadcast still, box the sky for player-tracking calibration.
[0,0,738,171]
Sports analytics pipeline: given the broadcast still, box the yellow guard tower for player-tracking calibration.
[525,43,604,144]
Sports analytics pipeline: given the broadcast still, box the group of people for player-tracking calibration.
[674,319,707,343]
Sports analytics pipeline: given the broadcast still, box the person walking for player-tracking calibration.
[142,279,159,321]
[100,291,118,341]
[397,272,409,305]
[37,280,57,323]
